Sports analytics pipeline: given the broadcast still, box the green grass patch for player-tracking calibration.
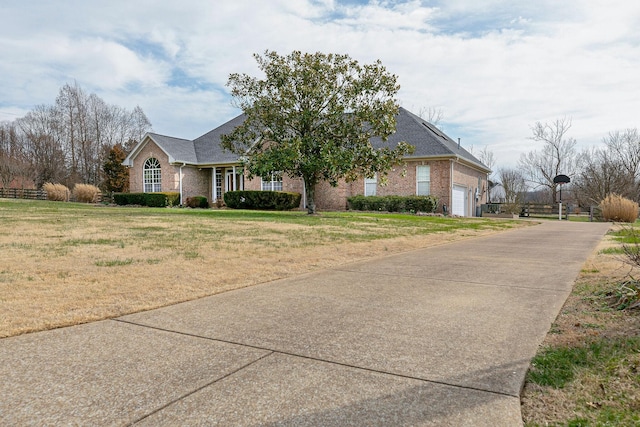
[527,337,640,389]
[95,258,134,267]
[599,247,626,255]
[608,227,640,244]
[182,251,200,260]
[63,238,125,247]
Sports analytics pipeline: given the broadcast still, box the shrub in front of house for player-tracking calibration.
[43,182,70,202]
[159,192,180,207]
[600,194,639,223]
[403,195,438,213]
[224,191,302,211]
[186,196,209,208]
[113,192,168,207]
[347,195,438,213]
[73,183,100,203]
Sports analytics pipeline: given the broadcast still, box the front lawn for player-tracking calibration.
[0,199,523,337]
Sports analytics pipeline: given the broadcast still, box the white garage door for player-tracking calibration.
[452,186,466,216]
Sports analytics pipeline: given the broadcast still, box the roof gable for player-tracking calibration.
[124,108,489,173]
[123,133,196,166]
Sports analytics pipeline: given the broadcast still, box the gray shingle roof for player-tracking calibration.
[142,107,489,172]
[193,114,247,164]
[146,133,197,164]
[372,107,488,170]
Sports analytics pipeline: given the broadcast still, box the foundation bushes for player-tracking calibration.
[113,192,168,207]
[347,195,438,213]
[600,194,639,223]
[186,196,209,208]
[159,192,180,207]
[73,184,100,203]
[43,183,70,202]
[224,191,302,210]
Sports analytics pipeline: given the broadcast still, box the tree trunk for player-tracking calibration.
[304,178,316,214]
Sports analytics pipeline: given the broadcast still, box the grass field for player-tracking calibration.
[0,198,523,338]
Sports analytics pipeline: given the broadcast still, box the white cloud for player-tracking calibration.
[1,0,639,168]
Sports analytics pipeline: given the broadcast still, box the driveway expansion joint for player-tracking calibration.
[125,346,275,426]
[113,318,519,401]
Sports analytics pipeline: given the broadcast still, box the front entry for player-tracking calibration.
[225,169,244,192]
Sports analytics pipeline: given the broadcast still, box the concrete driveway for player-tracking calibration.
[0,220,610,426]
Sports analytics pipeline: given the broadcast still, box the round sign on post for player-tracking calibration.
[553,175,571,220]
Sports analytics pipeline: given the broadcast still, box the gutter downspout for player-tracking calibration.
[449,159,454,215]
[179,163,185,206]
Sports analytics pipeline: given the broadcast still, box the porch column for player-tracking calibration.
[212,167,217,201]
[179,163,185,205]
[232,165,237,191]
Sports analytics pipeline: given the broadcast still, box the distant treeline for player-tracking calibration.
[0,82,152,189]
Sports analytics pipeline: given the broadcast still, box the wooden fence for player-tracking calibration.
[481,202,602,221]
[0,188,47,200]
[0,188,112,204]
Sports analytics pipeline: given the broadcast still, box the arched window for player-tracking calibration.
[143,158,161,192]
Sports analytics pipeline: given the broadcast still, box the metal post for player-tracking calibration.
[559,202,562,220]
[558,186,562,220]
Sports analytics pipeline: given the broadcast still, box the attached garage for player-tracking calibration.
[452,185,467,216]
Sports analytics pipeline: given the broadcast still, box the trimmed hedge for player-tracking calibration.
[186,196,209,209]
[113,192,168,207]
[159,192,180,207]
[224,190,302,211]
[347,195,438,213]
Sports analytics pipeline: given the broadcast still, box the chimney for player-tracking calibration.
[457,138,460,149]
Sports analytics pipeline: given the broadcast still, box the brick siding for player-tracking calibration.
[130,145,486,214]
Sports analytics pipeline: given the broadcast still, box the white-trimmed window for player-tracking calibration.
[215,169,223,197]
[364,174,377,196]
[261,173,283,191]
[143,158,161,193]
[416,165,430,195]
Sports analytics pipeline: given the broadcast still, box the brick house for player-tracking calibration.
[123,108,490,216]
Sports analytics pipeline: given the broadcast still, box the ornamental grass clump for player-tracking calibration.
[73,183,100,203]
[600,194,639,223]
[43,182,70,202]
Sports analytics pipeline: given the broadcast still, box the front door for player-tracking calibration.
[225,169,244,192]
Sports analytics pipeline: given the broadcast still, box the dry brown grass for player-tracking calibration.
[42,182,70,201]
[0,200,526,338]
[73,183,101,203]
[521,225,640,425]
[600,193,639,223]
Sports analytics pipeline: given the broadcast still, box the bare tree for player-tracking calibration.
[573,147,636,206]
[417,106,444,127]
[603,129,640,186]
[7,83,153,188]
[17,105,66,187]
[468,145,496,202]
[498,167,527,210]
[519,118,577,203]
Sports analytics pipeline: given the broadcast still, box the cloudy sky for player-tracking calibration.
[1,0,639,167]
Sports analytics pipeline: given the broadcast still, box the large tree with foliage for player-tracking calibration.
[221,50,413,214]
